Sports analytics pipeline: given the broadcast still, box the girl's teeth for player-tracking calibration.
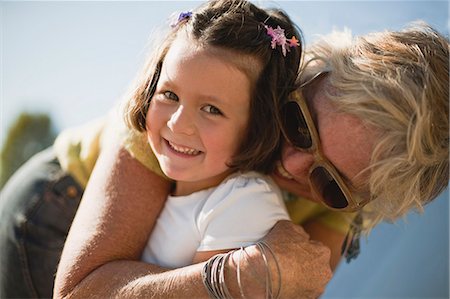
[276,161,293,179]
[169,141,200,155]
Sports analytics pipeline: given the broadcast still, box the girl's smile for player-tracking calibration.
[164,139,202,157]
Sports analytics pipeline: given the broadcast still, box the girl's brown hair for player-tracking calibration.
[126,0,302,174]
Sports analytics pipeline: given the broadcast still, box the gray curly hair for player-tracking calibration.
[301,22,449,230]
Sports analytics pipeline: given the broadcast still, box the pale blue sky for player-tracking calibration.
[1,1,449,297]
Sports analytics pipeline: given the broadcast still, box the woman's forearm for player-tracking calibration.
[54,145,171,298]
[64,255,262,299]
[58,220,331,299]
[65,261,208,299]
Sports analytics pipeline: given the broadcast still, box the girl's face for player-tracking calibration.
[146,34,251,196]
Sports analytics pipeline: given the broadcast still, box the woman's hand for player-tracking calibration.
[230,220,332,299]
[227,220,332,298]
[263,220,333,298]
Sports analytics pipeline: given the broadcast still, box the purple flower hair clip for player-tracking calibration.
[264,25,300,57]
[170,11,193,28]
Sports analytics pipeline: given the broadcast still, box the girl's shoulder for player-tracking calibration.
[219,171,280,195]
[196,172,289,250]
[199,171,284,214]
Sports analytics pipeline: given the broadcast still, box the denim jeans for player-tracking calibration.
[0,148,83,298]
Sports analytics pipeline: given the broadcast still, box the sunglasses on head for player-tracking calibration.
[281,86,370,212]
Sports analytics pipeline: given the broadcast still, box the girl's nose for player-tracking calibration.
[167,106,196,136]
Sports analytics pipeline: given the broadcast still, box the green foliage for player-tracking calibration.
[0,112,56,188]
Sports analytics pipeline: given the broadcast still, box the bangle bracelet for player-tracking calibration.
[202,252,233,299]
[236,247,247,299]
[201,243,281,299]
[258,241,282,299]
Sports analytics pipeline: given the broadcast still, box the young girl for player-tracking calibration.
[125,0,302,268]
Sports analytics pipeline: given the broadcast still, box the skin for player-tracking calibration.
[146,34,250,197]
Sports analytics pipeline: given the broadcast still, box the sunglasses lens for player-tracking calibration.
[311,166,348,209]
[282,101,312,149]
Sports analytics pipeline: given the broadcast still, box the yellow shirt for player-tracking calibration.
[54,106,350,234]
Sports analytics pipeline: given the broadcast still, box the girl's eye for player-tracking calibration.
[163,91,179,101]
[202,105,223,115]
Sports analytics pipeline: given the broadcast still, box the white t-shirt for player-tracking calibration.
[141,171,290,268]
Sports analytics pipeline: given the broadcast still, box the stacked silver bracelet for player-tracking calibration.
[202,251,234,298]
[256,241,281,299]
[201,241,281,299]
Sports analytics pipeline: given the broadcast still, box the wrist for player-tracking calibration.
[223,245,280,299]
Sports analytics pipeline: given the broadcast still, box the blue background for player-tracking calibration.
[323,190,449,298]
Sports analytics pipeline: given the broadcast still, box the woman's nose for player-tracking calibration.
[282,143,315,178]
[167,106,196,135]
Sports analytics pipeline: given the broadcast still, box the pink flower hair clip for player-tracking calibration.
[170,11,193,28]
[264,25,300,57]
